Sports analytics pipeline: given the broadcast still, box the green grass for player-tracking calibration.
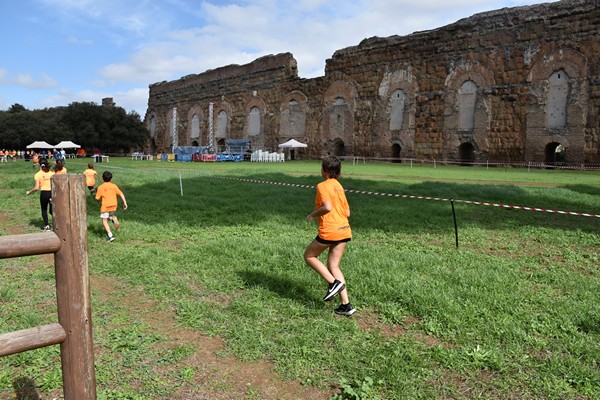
[1,158,599,399]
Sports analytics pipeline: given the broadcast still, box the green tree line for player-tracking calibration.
[0,102,149,153]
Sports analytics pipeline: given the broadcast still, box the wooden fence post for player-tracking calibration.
[51,174,96,399]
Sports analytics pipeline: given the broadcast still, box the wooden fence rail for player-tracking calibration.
[0,174,96,399]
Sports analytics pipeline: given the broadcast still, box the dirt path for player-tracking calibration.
[92,274,335,400]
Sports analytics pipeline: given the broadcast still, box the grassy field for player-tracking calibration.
[1,158,599,399]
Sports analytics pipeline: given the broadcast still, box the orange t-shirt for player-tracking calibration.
[34,170,55,191]
[83,169,97,186]
[95,181,123,212]
[315,178,351,241]
[54,167,67,175]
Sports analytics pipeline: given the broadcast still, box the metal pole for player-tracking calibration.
[451,198,459,249]
[180,174,183,196]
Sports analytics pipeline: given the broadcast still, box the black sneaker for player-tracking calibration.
[334,303,356,316]
[323,279,345,301]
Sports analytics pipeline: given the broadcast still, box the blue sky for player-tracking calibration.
[0,0,545,117]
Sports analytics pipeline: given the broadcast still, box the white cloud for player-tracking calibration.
[68,36,93,45]
[111,87,150,116]
[39,0,171,38]
[14,73,58,89]
[35,85,149,116]
[10,0,547,116]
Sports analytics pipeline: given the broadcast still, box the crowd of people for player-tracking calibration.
[0,148,69,163]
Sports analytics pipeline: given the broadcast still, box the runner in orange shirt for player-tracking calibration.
[304,156,355,316]
[83,162,98,194]
[95,170,128,242]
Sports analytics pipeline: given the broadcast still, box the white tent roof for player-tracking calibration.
[54,140,81,149]
[278,139,307,148]
[26,141,54,149]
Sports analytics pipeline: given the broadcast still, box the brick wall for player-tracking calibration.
[146,0,600,163]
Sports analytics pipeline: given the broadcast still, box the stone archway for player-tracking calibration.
[459,142,475,165]
[326,138,346,157]
[217,138,226,153]
[444,61,494,160]
[391,143,402,162]
[545,142,563,164]
[148,138,157,154]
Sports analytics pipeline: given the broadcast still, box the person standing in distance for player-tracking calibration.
[304,156,356,316]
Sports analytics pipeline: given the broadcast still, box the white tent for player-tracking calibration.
[278,139,307,148]
[26,141,54,149]
[54,140,81,149]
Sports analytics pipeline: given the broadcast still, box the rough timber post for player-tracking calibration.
[51,174,96,399]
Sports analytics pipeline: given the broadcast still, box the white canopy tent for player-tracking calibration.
[278,139,308,148]
[26,141,54,149]
[54,141,81,149]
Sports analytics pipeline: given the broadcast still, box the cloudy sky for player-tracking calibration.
[0,0,546,117]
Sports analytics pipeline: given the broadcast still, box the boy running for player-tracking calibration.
[95,171,127,242]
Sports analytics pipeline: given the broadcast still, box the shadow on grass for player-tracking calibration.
[27,218,46,231]
[13,377,40,400]
[237,269,321,309]
[100,172,600,234]
[561,184,600,196]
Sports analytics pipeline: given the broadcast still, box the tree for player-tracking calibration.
[0,102,149,153]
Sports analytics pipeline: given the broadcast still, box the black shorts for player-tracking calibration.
[315,236,351,245]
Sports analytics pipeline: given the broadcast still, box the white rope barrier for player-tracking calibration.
[168,171,600,219]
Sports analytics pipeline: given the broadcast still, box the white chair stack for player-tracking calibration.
[250,150,285,162]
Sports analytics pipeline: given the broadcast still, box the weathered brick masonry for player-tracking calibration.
[145,0,600,163]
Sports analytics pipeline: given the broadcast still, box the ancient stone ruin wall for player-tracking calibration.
[145,0,600,163]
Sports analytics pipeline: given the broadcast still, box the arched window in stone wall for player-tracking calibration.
[526,48,589,163]
[280,99,306,138]
[390,90,406,130]
[443,62,494,161]
[330,97,349,137]
[459,80,477,131]
[547,69,569,129]
[216,110,228,138]
[248,107,261,136]
[191,114,201,141]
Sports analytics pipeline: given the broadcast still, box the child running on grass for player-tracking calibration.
[304,156,355,316]
[53,159,67,174]
[95,170,127,242]
[26,158,54,230]
[83,162,98,194]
